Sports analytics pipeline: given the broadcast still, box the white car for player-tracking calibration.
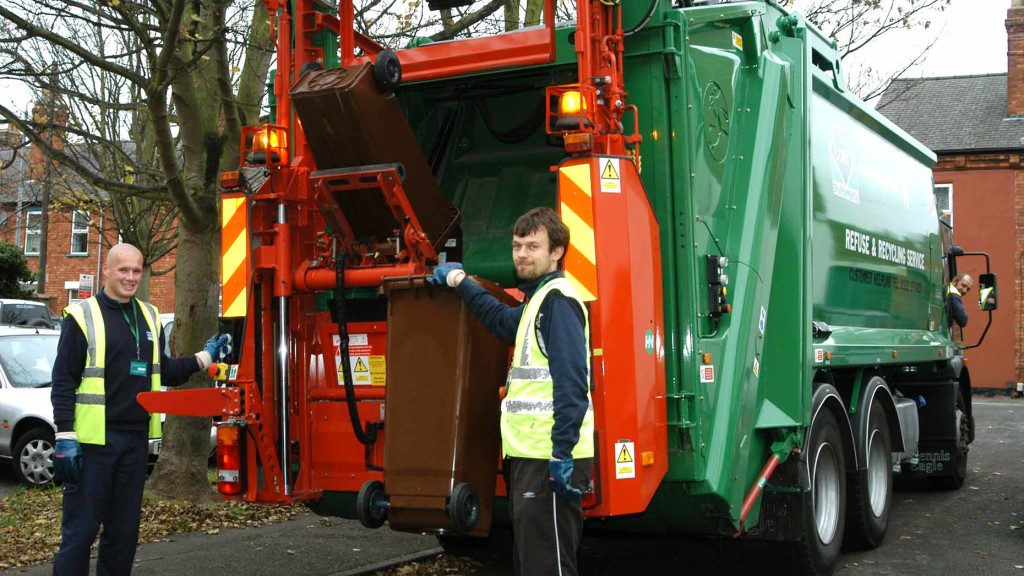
[0,325,59,486]
[0,321,215,486]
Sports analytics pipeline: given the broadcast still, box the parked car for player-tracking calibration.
[0,319,215,486]
[0,299,54,329]
[0,325,59,486]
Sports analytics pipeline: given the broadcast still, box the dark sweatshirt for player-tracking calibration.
[455,271,590,461]
[51,289,201,434]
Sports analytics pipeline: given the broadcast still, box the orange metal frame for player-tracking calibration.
[141,0,668,515]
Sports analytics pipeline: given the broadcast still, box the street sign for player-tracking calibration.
[78,274,94,299]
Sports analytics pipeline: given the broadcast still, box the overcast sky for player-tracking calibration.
[0,0,1013,116]
[845,0,1011,79]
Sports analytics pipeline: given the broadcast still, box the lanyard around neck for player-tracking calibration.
[120,300,141,360]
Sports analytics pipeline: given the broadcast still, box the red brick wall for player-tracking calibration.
[0,205,178,315]
[935,152,1023,391]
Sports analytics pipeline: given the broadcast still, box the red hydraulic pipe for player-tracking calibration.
[734,454,782,538]
[293,263,421,292]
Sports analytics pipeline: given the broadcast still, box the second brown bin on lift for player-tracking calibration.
[366,276,516,536]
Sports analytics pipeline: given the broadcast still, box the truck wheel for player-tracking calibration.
[448,482,481,534]
[796,409,846,575]
[844,398,892,550]
[373,50,402,95]
[931,388,969,490]
[356,480,388,529]
[13,427,55,487]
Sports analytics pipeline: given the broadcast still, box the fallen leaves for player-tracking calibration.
[376,554,478,576]
[0,485,302,569]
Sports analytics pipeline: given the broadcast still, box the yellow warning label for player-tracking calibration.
[369,355,386,386]
[599,157,621,193]
[354,357,369,373]
[601,160,619,180]
[613,440,636,479]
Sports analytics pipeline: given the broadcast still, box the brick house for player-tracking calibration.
[877,2,1024,393]
[0,119,178,316]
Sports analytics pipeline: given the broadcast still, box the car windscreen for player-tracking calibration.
[0,334,59,388]
[1,303,53,329]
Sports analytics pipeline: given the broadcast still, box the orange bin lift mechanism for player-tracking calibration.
[221,193,250,318]
[557,156,669,518]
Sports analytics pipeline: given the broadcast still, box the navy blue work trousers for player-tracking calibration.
[53,429,149,576]
[508,457,592,576]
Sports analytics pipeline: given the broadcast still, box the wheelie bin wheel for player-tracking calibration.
[448,482,481,534]
[373,50,402,95]
[356,480,389,529]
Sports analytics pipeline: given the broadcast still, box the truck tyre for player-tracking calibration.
[844,398,892,550]
[13,427,55,487]
[931,387,969,490]
[796,408,846,575]
[373,50,402,95]
[356,480,388,529]
[448,482,481,534]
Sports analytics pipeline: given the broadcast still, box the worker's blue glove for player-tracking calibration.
[427,262,463,287]
[549,458,582,501]
[204,334,232,359]
[53,438,83,485]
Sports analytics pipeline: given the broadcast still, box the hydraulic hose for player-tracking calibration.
[625,0,660,36]
[334,257,382,453]
[734,453,781,537]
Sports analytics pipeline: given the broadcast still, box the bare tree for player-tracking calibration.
[0,0,272,501]
[0,0,552,500]
[791,0,952,100]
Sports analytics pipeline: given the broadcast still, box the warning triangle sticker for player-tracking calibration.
[354,358,369,373]
[617,445,633,463]
[601,160,619,180]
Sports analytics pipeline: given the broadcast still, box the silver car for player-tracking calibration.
[0,326,59,486]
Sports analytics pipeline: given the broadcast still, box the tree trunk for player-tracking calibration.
[137,264,151,303]
[146,223,220,502]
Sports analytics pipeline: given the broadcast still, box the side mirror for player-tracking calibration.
[978,273,998,311]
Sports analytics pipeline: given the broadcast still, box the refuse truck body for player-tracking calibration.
[140,1,1000,574]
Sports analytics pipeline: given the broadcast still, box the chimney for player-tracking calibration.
[28,92,69,181]
[1009,0,1024,117]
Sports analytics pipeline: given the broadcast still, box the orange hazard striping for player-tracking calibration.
[558,162,598,302]
[221,195,249,318]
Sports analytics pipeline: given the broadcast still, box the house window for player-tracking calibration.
[70,210,89,255]
[934,184,952,226]
[67,288,83,306]
[24,209,41,255]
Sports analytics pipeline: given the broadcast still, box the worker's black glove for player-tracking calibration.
[549,458,582,501]
[54,437,83,485]
[427,262,465,288]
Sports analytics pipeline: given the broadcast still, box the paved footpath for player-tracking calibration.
[2,513,440,576]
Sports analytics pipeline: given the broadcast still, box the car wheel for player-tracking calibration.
[13,427,56,486]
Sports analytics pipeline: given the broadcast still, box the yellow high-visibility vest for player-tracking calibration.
[64,297,162,444]
[501,277,594,459]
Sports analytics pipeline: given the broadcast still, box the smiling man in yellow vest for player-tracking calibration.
[50,243,227,575]
[428,207,593,576]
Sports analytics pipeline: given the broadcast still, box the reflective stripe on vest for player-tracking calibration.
[501,276,594,459]
[64,297,163,445]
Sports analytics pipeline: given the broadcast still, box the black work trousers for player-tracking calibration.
[508,457,593,576]
[53,429,149,576]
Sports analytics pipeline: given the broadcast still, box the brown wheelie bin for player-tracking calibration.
[290,61,456,253]
[375,276,515,536]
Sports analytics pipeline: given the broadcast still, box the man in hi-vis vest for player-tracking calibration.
[50,243,228,575]
[428,207,593,576]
